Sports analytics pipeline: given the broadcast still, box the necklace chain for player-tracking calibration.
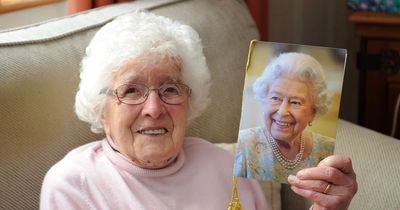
[266,131,305,170]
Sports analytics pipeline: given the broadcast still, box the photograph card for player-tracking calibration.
[233,41,347,183]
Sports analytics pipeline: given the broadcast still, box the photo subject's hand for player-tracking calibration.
[287,155,358,210]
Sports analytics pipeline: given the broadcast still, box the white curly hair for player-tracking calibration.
[75,11,211,133]
[253,52,331,118]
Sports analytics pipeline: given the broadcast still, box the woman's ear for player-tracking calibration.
[310,107,317,123]
[97,103,110,134]
[101,111,107,125]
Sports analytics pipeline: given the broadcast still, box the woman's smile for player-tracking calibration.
[272,119,292,128]
[137,128,168,135]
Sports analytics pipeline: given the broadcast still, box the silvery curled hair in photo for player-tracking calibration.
[252,52,331,118]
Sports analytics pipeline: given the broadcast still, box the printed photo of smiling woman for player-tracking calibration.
[234,51,336,183]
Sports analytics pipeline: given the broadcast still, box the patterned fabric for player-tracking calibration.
[234,127,335,183]
[348,0,400,15]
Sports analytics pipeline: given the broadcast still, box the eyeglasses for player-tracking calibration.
[100,82,192,105]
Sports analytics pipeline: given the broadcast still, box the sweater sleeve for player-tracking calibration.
[40,161,91,210]
[236,176,269,210]
[248,178,270,210]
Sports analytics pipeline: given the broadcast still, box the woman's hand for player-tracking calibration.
[287,155,358,210]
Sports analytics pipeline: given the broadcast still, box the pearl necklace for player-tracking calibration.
[266,131,305,170]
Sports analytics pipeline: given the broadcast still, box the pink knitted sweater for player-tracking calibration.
[40,137,268,210]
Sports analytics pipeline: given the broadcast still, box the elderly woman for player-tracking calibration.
[40,12,265,210]
[40,12,356,210]
[234,52,338,183]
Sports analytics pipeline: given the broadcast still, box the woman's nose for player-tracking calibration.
[277,100,290,115]
[141,91,166,118]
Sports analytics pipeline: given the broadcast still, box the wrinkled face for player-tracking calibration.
[263,75,316,143]
[101,57,188,169]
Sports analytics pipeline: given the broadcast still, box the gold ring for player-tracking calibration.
[323,183,332,194]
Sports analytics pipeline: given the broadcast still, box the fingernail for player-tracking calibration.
[296,170,304,178]
[287,175,295,182]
